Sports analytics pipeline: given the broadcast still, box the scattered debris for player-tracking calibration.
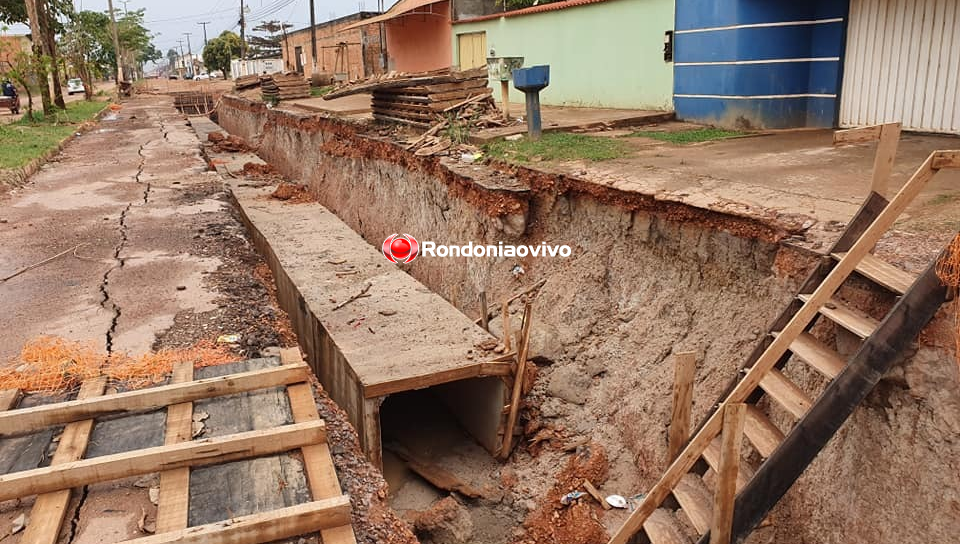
[216,334,241,344]
[148,486,160,505]
[10,514,26,534]
[560,490,587,506]
[389,446,485,499]
[582,479,611,510]
[333,282,372,311]
[270,182,314,203]
[605,495,628,509]
[207,132,252,153]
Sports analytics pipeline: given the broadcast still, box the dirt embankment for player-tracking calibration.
[216,95,960,544]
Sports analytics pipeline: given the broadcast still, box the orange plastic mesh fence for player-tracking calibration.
[935,233,960,370]
[0,336,239,393]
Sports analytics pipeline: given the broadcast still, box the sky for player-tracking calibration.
[5,0,396,60]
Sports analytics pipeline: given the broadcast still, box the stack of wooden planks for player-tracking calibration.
[324,67,492,127]
[234,74,261,91]
[261,73,311,101]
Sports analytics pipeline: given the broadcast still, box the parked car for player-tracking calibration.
[193,73,210,81]
[66,78,85,95]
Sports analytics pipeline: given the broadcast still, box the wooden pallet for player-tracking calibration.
[609,127,960,544]
[0,349,356,544]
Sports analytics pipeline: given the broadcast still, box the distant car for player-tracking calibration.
[193,73,210,81]
[66,78,85,95]
[209,70,223,79]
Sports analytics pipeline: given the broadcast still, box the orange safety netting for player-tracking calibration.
[0,336,239,393]
[935,233,960,370]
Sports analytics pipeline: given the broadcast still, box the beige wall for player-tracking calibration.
[384,1,452,73]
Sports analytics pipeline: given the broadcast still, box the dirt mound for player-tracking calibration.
[516,444,609,544]
[207,131,251,153]
[271,181,315,203]
[242,162,281,180]
[406,496,474,543]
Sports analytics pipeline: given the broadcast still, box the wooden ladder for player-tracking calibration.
[609,141,960,544]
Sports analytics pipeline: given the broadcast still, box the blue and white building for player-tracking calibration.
[672,0,960,133]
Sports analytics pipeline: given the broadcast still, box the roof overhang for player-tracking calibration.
[340,0,447,31]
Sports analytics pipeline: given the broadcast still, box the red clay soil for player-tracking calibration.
[270,181,316,203]
[515,444,610,544]
[241,161,282,180]
[207,131,253,153]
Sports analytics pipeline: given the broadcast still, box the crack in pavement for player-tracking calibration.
[99,203,131,355]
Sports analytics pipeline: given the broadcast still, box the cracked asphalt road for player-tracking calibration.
[0,97,234,361]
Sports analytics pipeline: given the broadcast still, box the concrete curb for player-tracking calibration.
[0,101,112,190]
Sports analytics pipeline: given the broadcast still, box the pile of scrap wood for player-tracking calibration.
[172,91,216,115]
[233,74,261,91]
[324,67,498,127]
[261,73,311,101]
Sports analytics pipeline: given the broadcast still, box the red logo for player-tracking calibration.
[382,234,419,264]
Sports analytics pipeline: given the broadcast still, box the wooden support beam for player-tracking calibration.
[709,403,746,544]
[119,496,352,544]
[870,123,901,197]
[499,299,533,460]
[155,361,194,533]
[833,125,882,145]
[281,348,357,544]
[0,421,325,502]
[480,291,489,332]
[502,301,512,352]
[0,363,310,436]
[668,352,697,462]
[932,150,960,169]
[22,377,107,544]
[608,153,946,544]
[363,359,514,398]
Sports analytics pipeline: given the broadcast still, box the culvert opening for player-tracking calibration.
[379,378,517,544]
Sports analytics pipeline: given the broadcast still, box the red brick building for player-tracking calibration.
[281,12,385,80]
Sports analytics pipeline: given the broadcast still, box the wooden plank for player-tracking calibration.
[582,479,610,510]
[155,361,195,533]
[324,68,488,99]
[0,363,310,435]
[833,124,882,144]
[644,509,691,544]
[833,252,917,294]
[499,300,533,460]
[668,352,697,462]
[932,150,960,169]
[785,332,846,379]
[713,254,949,544]
[709,404,746,544]
[0,421,325,502]
[119,496,351,544]
[797,294,880,338]
[870,123,901,196]
[21,377,107,544]
[702,437,750,492]
[281,348,357,544]
[612,153,943,544]
[757,368,813,419]
[0,390,20,411]
[743,406,783,458]
[672,474,713,534]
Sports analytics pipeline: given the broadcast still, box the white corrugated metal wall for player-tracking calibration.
[840,0,960,133]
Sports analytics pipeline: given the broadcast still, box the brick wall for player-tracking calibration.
[281,13,385,79]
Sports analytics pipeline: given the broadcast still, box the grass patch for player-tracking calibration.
[310,85,334,97]
[485,133,630,163]
[0,100,108,169]
[628,127,744,144]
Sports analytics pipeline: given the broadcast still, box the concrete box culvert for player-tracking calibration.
[217,96,960,544]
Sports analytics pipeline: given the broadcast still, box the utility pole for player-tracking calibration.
[107,0,124,98]
[378,0,386,72]
[309,0,318,81]
[183,33,193,78]
[239,0,246,61]
[177,39,185,79]
[198,22,210,46]
[120,0,130,14]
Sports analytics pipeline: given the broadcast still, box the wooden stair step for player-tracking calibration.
[797,294,880,338]
[702,436,753,491]
[672,474,713,535]
[756,367,814,419]
[644,508,692,544]
[776,331,846,378]
[832,252,917,294]
[743,405,784,458]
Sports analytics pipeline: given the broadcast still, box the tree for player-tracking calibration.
[248,20,291,60]
[0,42,39,118]
[115,8,156,80]
[60,9,113,99]
[203,31,243,76]
[166,48,178,74]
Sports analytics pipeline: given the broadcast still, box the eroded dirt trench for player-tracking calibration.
[215,99,959,544]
